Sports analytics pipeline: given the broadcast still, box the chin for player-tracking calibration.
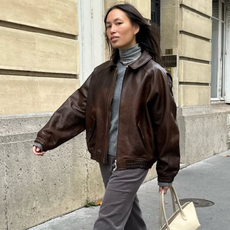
[110,42,124,49]
[111,44,120,49]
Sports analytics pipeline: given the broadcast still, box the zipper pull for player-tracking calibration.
[113,159,117,171]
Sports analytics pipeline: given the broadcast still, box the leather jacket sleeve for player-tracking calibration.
[34,75,91,151]
[149,70,180,183]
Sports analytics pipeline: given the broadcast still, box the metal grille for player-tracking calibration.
[179,198,215,208]
[162,55,177,68]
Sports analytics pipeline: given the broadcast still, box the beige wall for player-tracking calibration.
[161,0,212,106]
[105,0,151,19]
[1,0,213,111]
[181,0,212,16]
[0,76,79,114]
[0,0,79,115]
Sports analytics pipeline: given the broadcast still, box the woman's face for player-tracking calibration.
[105,9,139,50]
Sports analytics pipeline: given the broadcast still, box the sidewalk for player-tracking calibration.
[29,150,230,230]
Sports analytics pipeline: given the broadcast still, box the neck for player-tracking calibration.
[119,44,141,65]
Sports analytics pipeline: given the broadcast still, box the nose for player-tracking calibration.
[110,25,116,34]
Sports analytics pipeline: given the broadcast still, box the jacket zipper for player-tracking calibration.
[103,68,118,164]
[115,67,129,169]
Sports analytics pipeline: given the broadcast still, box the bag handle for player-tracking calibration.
[159,186,187,229]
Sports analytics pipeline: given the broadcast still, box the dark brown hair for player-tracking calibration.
[104,3,161,64]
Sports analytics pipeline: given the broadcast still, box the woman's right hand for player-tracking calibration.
[33,146,45,156]
[159,186,169,194]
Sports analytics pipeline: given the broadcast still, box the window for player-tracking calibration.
[211,0,226,100]
[151,0,160,26]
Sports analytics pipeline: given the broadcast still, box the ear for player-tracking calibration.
[134,24,140,35]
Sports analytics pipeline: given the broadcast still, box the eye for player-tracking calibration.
[106,25,111,29]
[116,22,122,25]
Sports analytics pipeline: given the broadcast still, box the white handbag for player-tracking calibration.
[159,186,201,230]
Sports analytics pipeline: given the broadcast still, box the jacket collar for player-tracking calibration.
[106,50,152,69]
[129,51,152,69]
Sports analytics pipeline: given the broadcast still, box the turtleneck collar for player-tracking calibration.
[119,43,142,64]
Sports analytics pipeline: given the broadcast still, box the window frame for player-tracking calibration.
[211,0,226,102]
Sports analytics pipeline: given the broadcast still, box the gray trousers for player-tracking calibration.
[93,155,148,230]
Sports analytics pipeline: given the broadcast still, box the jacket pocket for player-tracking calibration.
[86,116,96,143]
[137,122,148,152]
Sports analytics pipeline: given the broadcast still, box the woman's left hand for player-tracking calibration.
[159,186,169,194]
[33,146,45,156]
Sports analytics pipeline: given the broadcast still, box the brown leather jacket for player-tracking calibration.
[35,51,180,183]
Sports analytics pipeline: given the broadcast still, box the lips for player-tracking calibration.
[110,36,119,42]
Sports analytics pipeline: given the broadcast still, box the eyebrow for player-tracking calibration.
[106,17,122,24]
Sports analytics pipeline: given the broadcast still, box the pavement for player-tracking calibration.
[29,150,230,230]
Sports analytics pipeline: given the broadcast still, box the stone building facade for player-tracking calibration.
[0,0,230,229]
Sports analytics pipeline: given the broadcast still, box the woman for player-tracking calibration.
[33,3,180,230]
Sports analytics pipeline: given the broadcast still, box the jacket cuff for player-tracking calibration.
[33,142,44,152]
[158,182,172,187]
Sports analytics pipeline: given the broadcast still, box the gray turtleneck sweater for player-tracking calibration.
[108,44,142,156]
